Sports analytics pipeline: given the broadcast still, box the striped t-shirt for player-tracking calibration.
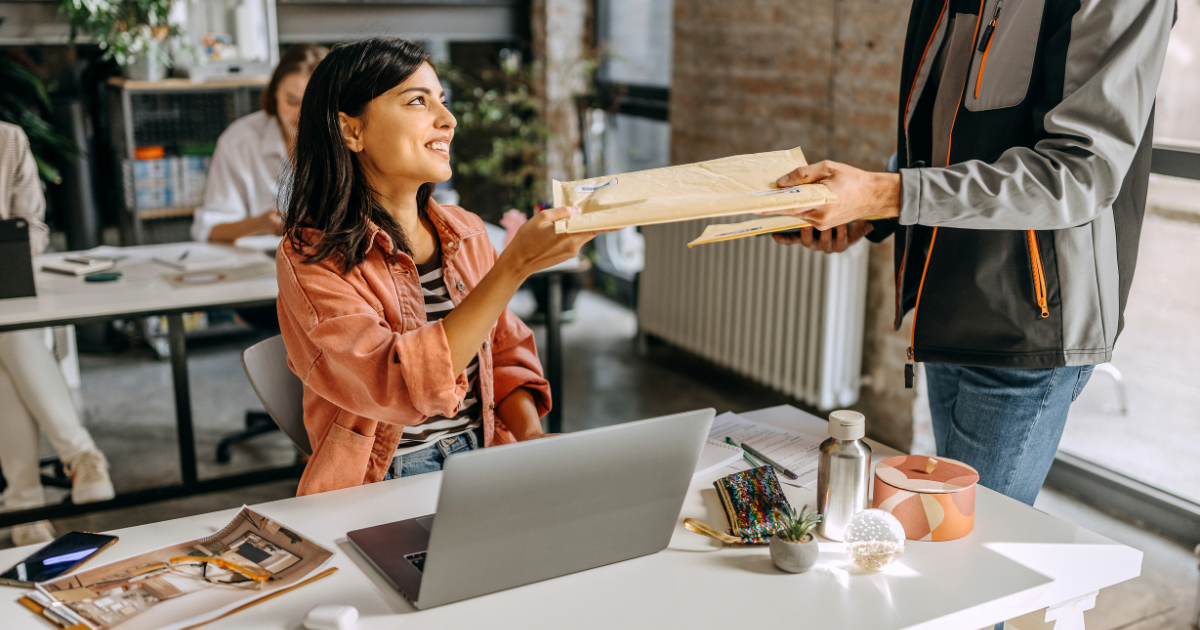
[395,247,482,454]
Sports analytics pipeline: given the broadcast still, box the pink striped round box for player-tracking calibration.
[872,455,980,542]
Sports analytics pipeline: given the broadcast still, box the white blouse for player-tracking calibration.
[190,110,288,242]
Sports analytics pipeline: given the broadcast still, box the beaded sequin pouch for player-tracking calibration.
[684,466,792,545]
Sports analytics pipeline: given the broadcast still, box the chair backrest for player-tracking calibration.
[241,334,311,455]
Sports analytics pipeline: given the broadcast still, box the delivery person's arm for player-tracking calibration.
[771,0,1174,234]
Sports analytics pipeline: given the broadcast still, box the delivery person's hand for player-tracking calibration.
[762,160,900,251]
[772,221,874,254]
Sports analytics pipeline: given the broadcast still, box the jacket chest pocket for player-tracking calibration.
[965,0,1045,112]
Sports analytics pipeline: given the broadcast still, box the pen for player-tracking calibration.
[178,249,190,261]
[739,442,799,480]
[725,437,765,468]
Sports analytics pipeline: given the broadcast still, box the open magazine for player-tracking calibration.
[551,147,838,245]
[23,507,335,630]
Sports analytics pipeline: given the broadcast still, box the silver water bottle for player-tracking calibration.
[816,410,872,541]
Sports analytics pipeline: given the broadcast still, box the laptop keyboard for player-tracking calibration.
[405,551,427,573]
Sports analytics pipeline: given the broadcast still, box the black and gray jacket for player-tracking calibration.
[871,0,1176,369]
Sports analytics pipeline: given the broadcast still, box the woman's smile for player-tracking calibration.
[425,138,451,159]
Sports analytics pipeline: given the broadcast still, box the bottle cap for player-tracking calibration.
[828,410,865,440]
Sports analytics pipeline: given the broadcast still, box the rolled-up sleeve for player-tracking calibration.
[277,250,469,425]
[491,305,552,419]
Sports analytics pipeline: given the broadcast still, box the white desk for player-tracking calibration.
[0,244,277,331]
[0,243,289,528]
[0,405,1141,629]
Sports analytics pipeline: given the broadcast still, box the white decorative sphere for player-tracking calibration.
[844,508,906,571]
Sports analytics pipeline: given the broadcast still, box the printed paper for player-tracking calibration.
[33,507,334,630]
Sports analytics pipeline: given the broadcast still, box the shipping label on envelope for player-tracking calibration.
[551,147,836,243]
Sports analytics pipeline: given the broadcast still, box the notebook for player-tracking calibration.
[692,438,743,478]
[41,256,116,276]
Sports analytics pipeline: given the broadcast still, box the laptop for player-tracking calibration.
[346,408,715,609]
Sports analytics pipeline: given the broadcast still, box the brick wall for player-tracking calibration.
[672,0,916,449]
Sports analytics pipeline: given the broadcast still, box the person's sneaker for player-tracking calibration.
[65,450,115,504]
[12,520,56,546]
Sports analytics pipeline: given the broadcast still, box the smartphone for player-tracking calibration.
[0,532,118,587]
[768,228,819,237]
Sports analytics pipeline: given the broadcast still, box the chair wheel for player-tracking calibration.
[216,444,233,463]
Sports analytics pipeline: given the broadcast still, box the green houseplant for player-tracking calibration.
[0,19,76,185]
[61,0,186,80]
[770,504,822,573]
[440,55,548,224]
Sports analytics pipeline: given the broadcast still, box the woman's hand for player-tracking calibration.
[495,388,552,441]
[208,209,285,242]
[258,209,285,236]
[498,206,606,278]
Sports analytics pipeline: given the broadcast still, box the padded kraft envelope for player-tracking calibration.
[551,147,838,246]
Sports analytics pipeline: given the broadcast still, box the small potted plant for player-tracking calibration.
[770,504,822,574]
[62,0,189,81]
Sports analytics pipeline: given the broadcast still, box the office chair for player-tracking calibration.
[238,334,311,456]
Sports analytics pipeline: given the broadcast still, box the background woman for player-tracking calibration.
[277,38,604,496]
[191,43,327,330]
[0,122,114,545]
[190,43,328,244]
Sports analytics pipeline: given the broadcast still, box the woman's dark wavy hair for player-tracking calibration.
[282,37,434,272]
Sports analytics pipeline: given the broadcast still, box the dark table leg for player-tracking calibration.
[167,313,198,486]
[545,273,563,434]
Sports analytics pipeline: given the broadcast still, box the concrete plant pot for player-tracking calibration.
[770,533,819,574]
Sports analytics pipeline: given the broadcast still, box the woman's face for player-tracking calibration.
[275,72,309,145]
[343,62,456,186]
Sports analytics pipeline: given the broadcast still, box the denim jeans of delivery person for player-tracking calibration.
[924,364,1094,507]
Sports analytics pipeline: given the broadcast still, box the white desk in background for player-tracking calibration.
[0,242,290,529]
[0,406,1141,629]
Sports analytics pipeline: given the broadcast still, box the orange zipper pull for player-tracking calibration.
[1027,230,1050,318]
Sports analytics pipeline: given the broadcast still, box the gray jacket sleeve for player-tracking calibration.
[898,0,1175,231]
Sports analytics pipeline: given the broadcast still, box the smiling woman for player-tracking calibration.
[276,38,607,496]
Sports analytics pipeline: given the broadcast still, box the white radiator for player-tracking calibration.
[637,218,870,410]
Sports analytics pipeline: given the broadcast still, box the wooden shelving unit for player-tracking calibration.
[106,76,269,245]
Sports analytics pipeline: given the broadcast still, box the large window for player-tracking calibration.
[586,0,673,291]
[1056,0,1200,530]
[588,0,672,178]
[596,0,672,88]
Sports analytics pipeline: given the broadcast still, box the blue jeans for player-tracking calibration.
[924,364,1094,506]
[383,431,479,480]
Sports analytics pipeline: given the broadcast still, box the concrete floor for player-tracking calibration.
[0,290,1196,629]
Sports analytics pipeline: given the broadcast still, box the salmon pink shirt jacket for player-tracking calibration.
[276,201,551,496]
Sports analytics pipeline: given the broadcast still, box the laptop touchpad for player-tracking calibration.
[416,515,434,532]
